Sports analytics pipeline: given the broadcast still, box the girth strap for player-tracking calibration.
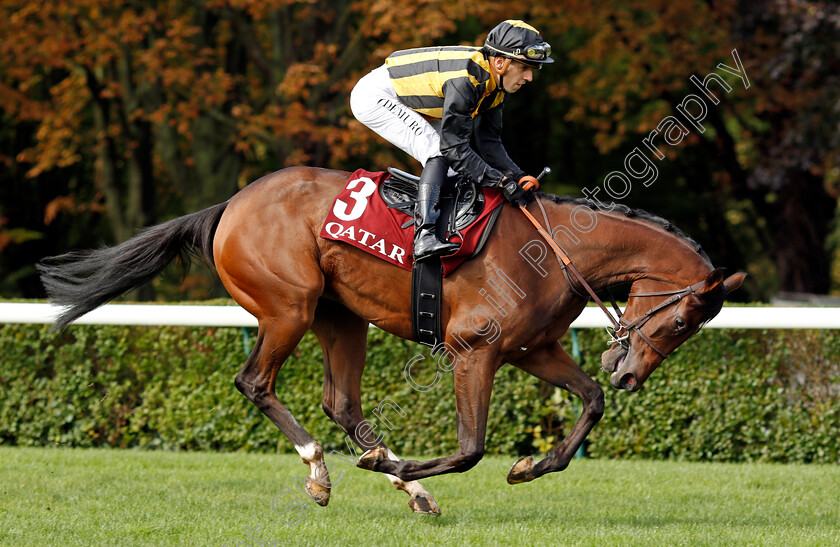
[411,259,443,347]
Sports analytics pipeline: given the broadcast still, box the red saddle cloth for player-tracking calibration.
[319,169,505,276]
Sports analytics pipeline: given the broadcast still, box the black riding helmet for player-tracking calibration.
[483,20,554,69]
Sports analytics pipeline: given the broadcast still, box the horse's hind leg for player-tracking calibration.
[311,300,440,515]
[235,312,333,506]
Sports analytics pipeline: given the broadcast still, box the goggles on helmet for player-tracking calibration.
[523,43,551,61]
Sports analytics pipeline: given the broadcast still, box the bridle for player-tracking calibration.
[518,192,708,359]
[604,281,707,357]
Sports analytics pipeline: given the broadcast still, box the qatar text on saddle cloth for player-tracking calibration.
[319,169,505,276]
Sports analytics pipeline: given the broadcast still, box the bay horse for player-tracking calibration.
[38,166,745,515]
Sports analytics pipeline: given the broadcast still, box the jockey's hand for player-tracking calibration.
[501,176,531,207]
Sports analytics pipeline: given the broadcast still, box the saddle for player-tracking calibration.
[380,168,485,237]
[380,168,489,348]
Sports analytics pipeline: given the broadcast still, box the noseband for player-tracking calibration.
[519,197,706,359]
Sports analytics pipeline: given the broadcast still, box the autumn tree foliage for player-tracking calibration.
[0,0,495,296]
[0,0,837,299]
[546,0,840,294]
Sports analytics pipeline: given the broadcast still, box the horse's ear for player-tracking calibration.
[701,267,727,293]
[723,272,747,294]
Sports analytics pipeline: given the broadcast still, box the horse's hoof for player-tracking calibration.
[507,456,536,484]
[356,445,388,471]
[408,493,441,516]
[304,476,330,506]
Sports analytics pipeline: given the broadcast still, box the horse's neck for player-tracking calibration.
[547,201,711,290]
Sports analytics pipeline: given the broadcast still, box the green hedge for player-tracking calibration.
[1,320,838,463]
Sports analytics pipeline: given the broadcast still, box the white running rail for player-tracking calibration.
[1,303,839,329]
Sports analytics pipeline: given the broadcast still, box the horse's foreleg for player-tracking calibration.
[507,340,604,483]
[235,315,332,506]
[357,355,497,482]
[311,302,440,515]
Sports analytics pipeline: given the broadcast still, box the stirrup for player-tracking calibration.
[414,229,460,261]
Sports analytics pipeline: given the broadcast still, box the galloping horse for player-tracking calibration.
[39,166,745,515]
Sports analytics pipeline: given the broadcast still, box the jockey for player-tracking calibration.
[350,20,554,262]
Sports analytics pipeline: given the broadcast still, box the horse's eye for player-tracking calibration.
[675,317,686,330]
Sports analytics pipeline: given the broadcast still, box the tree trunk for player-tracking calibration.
[767,170,835,293]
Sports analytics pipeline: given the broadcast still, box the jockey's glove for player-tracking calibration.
[501,176,532,207]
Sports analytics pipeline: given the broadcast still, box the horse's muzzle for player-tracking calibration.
[601,346,627,373]
[604,348,643,392]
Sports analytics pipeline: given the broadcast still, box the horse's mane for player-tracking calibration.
[538,193,712,264]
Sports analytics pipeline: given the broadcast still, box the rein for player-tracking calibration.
[518,197,706,359]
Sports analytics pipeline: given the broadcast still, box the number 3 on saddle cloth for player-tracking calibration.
[319,168,506,276]
[319,168,506,346]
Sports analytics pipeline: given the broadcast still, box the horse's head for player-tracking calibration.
[601,267,746,392]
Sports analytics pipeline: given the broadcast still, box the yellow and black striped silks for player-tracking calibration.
[384,46,505,120]
[384,46,521,187]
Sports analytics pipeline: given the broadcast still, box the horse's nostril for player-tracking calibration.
[620,373,636,391]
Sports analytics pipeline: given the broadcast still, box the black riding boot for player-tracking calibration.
[414,157,461,262]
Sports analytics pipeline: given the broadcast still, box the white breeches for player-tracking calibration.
[350,65,445,168]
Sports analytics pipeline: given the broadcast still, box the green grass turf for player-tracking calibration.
[1,446,839,546]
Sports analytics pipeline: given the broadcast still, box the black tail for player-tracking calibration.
[37,202,229,330]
